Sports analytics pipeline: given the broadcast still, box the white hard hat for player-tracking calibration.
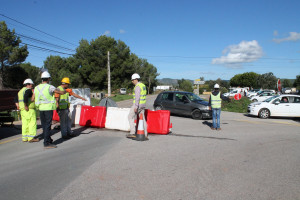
[41,71,51,78]
[23,78,34,85]
[214,83,220,89]
[131,73,140,80]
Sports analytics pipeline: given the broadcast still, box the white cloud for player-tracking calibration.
[212,40,263,67]
[273,32,300,43]
[120,29,126,34]
[103,30,111,35]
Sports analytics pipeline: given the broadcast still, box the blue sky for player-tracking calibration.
[1,0,299,80]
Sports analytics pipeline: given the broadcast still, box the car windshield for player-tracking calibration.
[263,95,279,102]
[185,93,203,102]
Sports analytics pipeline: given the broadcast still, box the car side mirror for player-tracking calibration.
[274,101,280,105]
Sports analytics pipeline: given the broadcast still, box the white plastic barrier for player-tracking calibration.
[69,88,91,106]
[69,104,82,125]
[105,107,130,131]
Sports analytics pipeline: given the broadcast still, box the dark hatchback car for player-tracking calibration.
[153,91,212,119]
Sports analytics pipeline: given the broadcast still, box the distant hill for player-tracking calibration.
[157,78,194,86]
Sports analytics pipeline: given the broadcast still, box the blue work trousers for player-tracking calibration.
[212,108,221,129]
[58,109,72,137]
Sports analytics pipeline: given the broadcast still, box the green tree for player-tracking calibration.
[293,75,300,89]
[282,79,292,88]
[178,79,193,92]
[4,65,28,89]
[0,21,28,89]
[230,72,259,88]
[20,62,41,84]
[257,72,277,89]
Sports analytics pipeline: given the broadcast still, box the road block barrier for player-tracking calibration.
[79,106,106,128]
[105,107,130,131]
[52,104,82,125]
[145,110,171,135]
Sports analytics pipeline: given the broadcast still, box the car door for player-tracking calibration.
[161,92,175,111]
[272,96,293,116]
[291,96,300,117]
[173,93,191,115]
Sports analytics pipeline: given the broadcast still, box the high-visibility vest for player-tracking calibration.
[57,86,69,110]
[18,87,35,110]
[34,83,56,111]
[211,92,222,109]
[133,82,147,105]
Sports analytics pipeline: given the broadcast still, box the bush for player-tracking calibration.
[222,97,251,113]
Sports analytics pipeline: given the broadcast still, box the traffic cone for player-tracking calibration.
[133,113,148,141]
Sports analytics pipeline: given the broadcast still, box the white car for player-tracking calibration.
[120,88,126,95]
[250,92,275,102]
[248,94,300,119]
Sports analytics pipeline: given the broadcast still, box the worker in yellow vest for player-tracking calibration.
[18,79,39,142]
[209,84,230,131]
[34,71,66,149]
[54,77,87,139]
[127,73,148,139]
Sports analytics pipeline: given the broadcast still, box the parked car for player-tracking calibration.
[250,92,275,102]
[120,88,126,95]
[282,88,292,94]
[248,94,300,119]
[248,90,275,99]
[246,89,261,97]
[153,91,212,119]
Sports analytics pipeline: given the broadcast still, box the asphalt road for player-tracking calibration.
[0,95,299,200]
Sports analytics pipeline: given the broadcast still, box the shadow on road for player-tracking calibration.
[53,126,96,145]
[169,133,237,141]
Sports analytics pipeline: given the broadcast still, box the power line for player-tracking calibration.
[21,43,73,56]
[138,54,300,61]
[16,33,76,52]
[0,13,77,47]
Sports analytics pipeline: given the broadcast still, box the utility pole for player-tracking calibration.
[107,51,111,97]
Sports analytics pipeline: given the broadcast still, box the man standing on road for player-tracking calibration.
[18,79,39,143]
[55,77,87,139]
[127,73,148,139]
[34,71,66,149]
[209,84,229,131]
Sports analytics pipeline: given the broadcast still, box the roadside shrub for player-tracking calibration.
[222,97,251,113]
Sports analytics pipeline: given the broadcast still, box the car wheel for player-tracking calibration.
[155,106,163,111]
[259,108,270,119]
[252,99,258,102]
[191,109,202,120]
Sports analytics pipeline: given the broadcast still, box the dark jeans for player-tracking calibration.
[40,110,53,146]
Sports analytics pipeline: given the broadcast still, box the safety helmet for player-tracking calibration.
[41,71,51,78]
[61,77,71,84]
[23,78,34,85]
[214,83,220,89]
[131,73,140,80]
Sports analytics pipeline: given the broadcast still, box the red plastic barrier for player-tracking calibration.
[145,110,171,135]
[53,110,60,121]
[79,106,106,128]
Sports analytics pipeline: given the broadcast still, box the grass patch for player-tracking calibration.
[111,94,132,102]
[91,98,101,106]
[222,97,251,113]
[90,95,132,106]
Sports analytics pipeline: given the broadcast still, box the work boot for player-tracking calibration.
[126,134,136,138]
[44,144,57,149]
[29,138,40,143]
[210,127,216,130]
